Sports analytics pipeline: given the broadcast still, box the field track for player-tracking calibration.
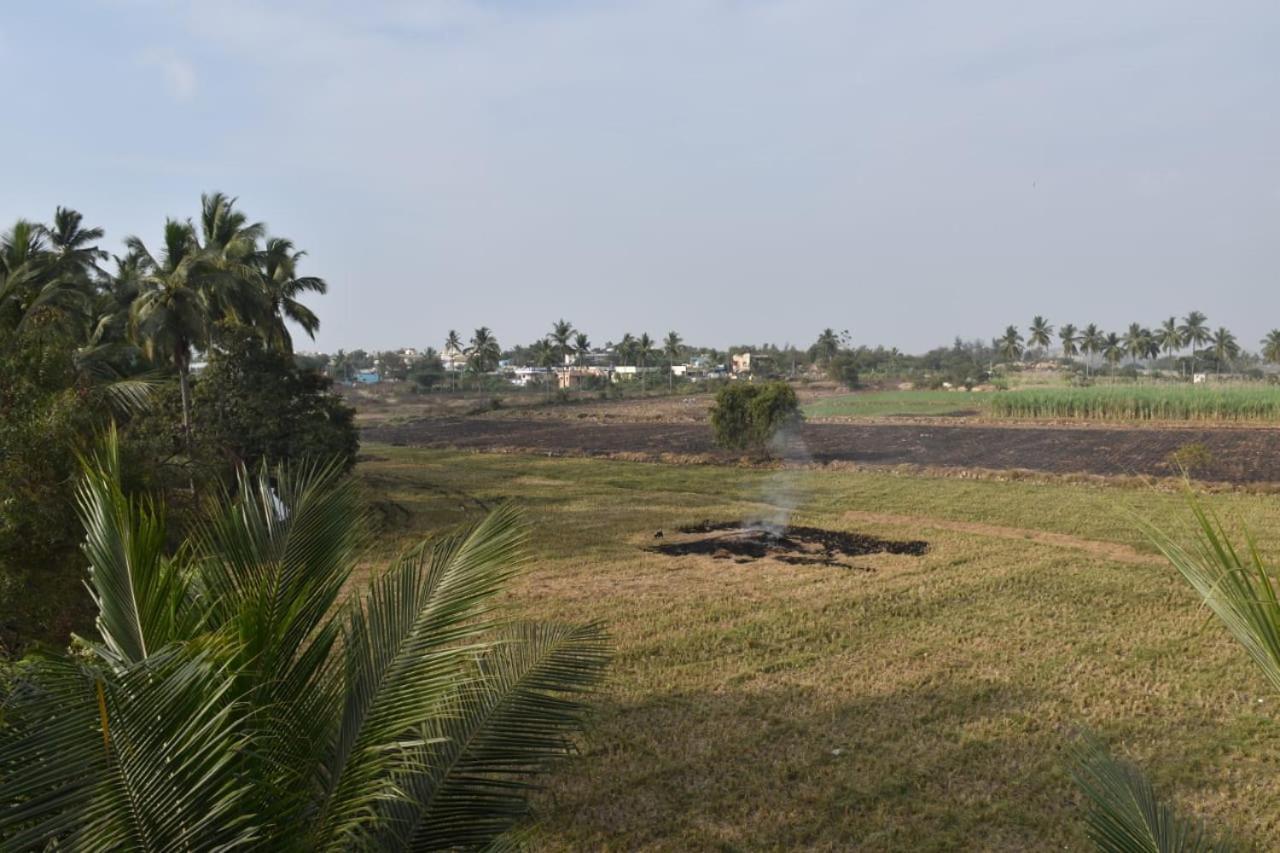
[364,417,1280,484]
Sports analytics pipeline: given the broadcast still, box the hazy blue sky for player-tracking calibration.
[3,1,1278,354]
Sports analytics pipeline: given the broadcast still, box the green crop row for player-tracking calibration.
[989,385,1280,422]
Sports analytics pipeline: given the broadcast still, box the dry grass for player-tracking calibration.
[359,446,1280,850]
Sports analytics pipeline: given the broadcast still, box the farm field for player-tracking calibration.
[804,389,991,419]
[359,446,1280,850]
[363,416,1280,484]
[991,384,1280,423]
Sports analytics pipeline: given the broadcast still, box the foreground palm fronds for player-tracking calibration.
[991,386,1280,422]
[1073,491,1280,850]
[0,431,609,850]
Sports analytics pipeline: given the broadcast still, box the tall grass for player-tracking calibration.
[990,385,1280,422]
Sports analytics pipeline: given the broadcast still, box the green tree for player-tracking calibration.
[1059,323,1079,361]
[0,436,609,849]
[1102,332,1123,378]
[573,331,591,365]
[258,237,326,352]
[1179,311,1210,376]
[636,332,655,391]
[664,330,683,390]
[709,381,802,456]
[1210,327,1239,377]
[550,318,574,365]
[1123,323,1146,367]
[1080,324,1103,379]
[466,326,501,374]
[813,328,841,364]
[1028,316,1053,360]
[998,325,1024,364]
[1261,330,1280,366]
[1158,317,1185,376]
[445,329,463,389]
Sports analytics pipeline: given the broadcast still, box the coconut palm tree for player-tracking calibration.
[1058,323,1079,363]
[636,332,655,391]
[194,192,267,329]
[1080,324,1103,379]
[444,329,463,390]
[1179,311,1210,377]
[0,433,608,850]
[1158,317,1184,377]
[1262,330,1280,366]
[997,325,1024,364]
[1123,323,1147,368]
[1211,327,1239,377]
[617,332,636,366]
[1102,332,1123,379]
[126,220,216,446]
[257,237,326,352]
[573,332,591,365]
[466,326,501,374]
[664,330,683,390]
[549,319,574,366]
[814,328,840,364]
[531,337,557,400]
[1027,316,1053,362]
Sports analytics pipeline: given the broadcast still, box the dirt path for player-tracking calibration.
[364,417,1280,484]
[842,511,1160,565]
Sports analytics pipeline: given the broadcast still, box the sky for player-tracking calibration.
[3,0,1279,354]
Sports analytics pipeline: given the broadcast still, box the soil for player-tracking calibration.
[648,521,929,568]
[363,417,1280,484]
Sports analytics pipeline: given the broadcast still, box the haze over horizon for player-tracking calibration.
[3,1,1278,355]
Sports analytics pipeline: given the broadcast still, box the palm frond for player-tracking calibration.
[76,426,201,664]
[390,621,611,850]
[1071,734,1233,852]
[316,505,528,846]
[1141,494,1280,693]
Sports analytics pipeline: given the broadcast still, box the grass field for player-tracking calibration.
[990,385,1280,423]
[359,446,1280,850]
[804,390,990,419]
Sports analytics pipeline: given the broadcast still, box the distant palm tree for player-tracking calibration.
[444,329,463,389]
[258,237,326,352]
[573,332,591,365]
[617,332,636,366]
[997,325,1024,364]
[531,338,557,399]
[1028,316,1053,362]
[1158,316,1184,377]
[1079,324,1103,379]
[1058,323,1079,362]
[663,330,683,390]
[1262,330,1280,366]
[466,326,501,374]
[636,332,655,391]
[549,318,574,366]
[41,206,108,280]
[1179,311,1210,376]
[1211,327,1239,377]
[1123,323,1146,367]
[814,328,840,364]
[1102,332,1123,378]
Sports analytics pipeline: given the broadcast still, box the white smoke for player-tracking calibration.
[748,425,812,537]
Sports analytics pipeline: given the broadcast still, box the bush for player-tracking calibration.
[709,381,802,455]
[827,351,861,389]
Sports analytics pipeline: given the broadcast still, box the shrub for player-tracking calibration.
[710,381,802,455]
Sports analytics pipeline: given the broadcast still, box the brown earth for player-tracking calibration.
[364,417,1280,484]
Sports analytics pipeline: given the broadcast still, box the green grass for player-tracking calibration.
[359,446,1280,850]
[990,384,1280,422]
[805,390,990,419]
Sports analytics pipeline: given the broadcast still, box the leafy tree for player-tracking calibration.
[1158,317,1184,374]
[1261,330,1280,366]
[258,237,326,352]
[1059,323,1079,361]
[0,436,609,849]
[997,325,1024,364]
[1123,323,1146,367]
[1028,315,1053,359]
[1179,311,1210,375]
[813,328,841,364]
[664,330,683,389]
[550,318,574,365]
[709,381,802,456]
[1102,333,1123,377]
[636,332,655,391]
[1080,324,1103,378]
[466,326,501,373]
[1210,327,1239,377]
[573,332,591,365]
[409,350,446,391]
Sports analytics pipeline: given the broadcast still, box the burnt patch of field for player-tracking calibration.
[363,418,1280,484]
[650,522,928,568]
